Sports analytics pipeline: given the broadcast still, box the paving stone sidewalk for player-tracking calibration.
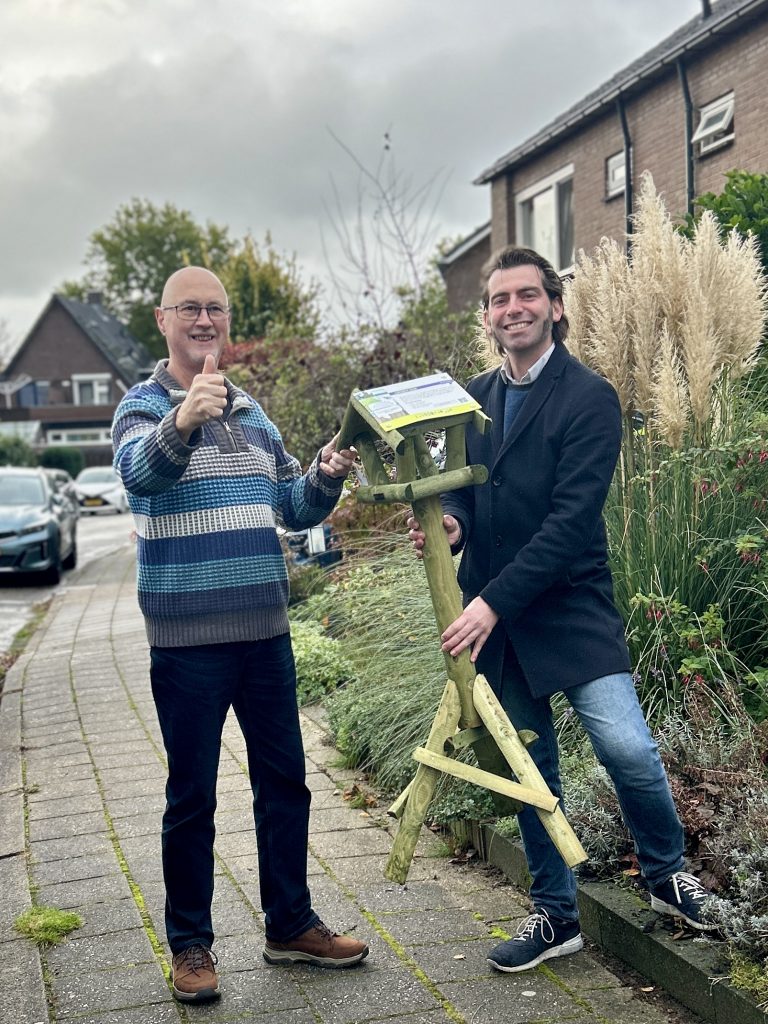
[0,543,701,1024]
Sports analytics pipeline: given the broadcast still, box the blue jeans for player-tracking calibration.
[150,635,319,953]
[497,659,685,922]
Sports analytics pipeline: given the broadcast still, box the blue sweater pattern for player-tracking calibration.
[112,362,343,646]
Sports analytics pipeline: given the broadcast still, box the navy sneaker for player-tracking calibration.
[650,870,717,931]
[487,909,583,973]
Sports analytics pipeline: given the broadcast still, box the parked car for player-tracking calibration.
[74,466,129,514]
[0,466,78,583]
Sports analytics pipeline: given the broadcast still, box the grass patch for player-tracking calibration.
[15,906,82,947]
[0,599,51,694]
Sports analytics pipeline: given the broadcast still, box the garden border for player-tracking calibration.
[457,820,766,1024]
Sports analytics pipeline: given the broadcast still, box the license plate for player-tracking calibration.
[84,498,103,506]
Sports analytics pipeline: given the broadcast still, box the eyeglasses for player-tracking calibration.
[161,303,230,321]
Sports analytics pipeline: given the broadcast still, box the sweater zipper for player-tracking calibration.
[222,419,239,453]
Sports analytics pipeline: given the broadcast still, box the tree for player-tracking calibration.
[62,199,233,358]
[221,235,320,342]
[322,132,450,333]
[63,201,321,361]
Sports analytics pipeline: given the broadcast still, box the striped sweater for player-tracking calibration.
[112,360,344,648]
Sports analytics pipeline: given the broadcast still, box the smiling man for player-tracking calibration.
[112,266,368,1003]
[408,245,717,972]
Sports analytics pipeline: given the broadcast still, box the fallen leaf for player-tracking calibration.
[640,986,655,992]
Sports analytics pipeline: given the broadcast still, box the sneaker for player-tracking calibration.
[650,870,718,931]
[263,920,369,968]
[487,909,583,973]
[171,943,220,1002]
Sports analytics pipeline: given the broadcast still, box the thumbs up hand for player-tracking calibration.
[175,353,228,441]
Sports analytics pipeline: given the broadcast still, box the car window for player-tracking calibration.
[77,468,118,484]
[0,476,45,505]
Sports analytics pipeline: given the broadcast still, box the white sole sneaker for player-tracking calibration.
[488,933,584,973]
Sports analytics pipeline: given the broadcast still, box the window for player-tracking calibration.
[47,428,112,446]
[605,151,627,199]
[72,374,111,405]
[691,92,734,155]
[17,380,49,407]
[516,165,574,273]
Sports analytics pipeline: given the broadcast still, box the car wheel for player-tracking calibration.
[62,540,77,571]
[43,556,62,585]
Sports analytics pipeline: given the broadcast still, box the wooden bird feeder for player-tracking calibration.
[337,374,587,884]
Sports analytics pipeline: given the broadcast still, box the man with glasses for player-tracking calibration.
[112,266,368,1003]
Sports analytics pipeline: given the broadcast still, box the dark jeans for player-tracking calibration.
[150,635,319,953]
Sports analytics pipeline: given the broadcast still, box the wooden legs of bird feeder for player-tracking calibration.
[383,673,587,883]
[383,488,587,885]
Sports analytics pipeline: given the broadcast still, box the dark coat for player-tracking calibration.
[442,343,631,698]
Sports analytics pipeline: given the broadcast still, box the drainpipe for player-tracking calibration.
[616,95,634,257]
[677,57,695,215]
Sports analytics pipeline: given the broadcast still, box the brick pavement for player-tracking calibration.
[0,543,700,1024]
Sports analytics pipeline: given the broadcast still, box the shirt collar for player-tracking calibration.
[500,343,556,386]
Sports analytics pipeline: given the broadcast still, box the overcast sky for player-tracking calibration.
[1,0,702,353]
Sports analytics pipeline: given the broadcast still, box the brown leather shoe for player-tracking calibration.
[171,944,220,1002]
[263,920,369,967]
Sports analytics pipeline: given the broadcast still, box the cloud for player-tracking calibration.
[0,0,700,340]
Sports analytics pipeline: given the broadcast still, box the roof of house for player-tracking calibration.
[56,295,154,384]
[437,222,492,267]
[475,0,768,184]
[3,294,154,385]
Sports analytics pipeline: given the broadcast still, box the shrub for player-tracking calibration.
[39,446,84,478]
[290,619,356,705]
[0,436,37,466]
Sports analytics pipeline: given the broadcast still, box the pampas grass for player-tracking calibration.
[565,172,768,449]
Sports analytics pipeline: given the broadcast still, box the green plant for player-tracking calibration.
[0,436,37,466]
[39,446,84,477]
[680,169,768,283]
[15,906,82,947]
[289,619,356,705]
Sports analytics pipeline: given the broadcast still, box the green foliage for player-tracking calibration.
[15,906,82,947]
[221,235,320,342]
[680,169,768,280]
[62,201,325,368]
[289,619,356,705]
[61,198,232,358]
[354,273,481,391]
[38,446,84,477]
[0,436,37,466]
[222,335,361,465]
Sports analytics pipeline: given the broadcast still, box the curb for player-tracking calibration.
[457,820,765,1024]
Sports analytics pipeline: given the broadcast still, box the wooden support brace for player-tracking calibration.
[473,674,588,868]
[412,747,559,812]
[384,679,463,883]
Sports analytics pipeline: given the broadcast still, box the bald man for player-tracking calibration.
[112,267,368,1003]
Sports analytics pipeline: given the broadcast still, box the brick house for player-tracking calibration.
[440,0,768,309]
[0,294,153,466]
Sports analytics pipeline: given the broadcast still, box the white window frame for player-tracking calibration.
[691,92,734,155]
[47,428,113,446]
[605,151,627,199]
[72,373,111,406]
[515,164,575,274]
